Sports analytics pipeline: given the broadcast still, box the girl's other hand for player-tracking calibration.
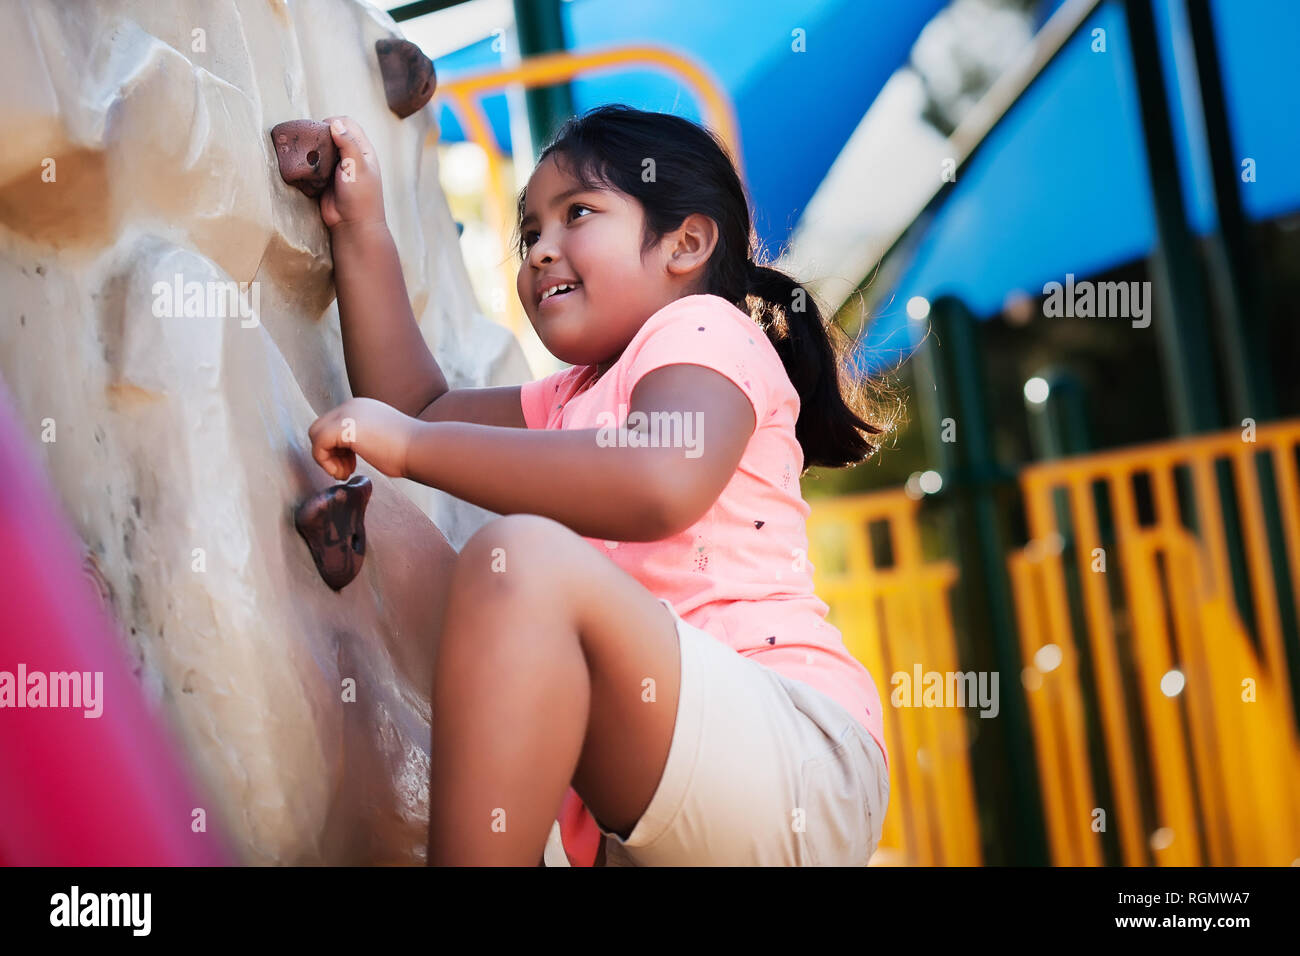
[308,397,417,481]
[319,116,387,231]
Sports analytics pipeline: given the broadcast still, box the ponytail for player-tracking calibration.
[743,258,894,471]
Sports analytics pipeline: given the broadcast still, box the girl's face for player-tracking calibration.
[516,153,696,372]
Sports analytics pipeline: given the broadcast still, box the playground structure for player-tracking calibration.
[809,420,1300,866]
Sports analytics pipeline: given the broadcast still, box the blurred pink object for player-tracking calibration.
[0,378,232,865]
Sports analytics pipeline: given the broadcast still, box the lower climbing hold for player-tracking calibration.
[269,119,340,199]
[375,38,437,119]
[294,475,373,591]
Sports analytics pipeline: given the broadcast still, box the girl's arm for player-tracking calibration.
[321,117,445,418]
[402,364,757,541]
[331,220,445,417]
[405,423,676,540]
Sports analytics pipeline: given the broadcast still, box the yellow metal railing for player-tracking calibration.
[435,46,742,338]
[809,420,1300,866]
[807,490,982,866]
[1011,420,1300,866]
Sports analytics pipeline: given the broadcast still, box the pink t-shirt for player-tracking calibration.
[520,293,889,866]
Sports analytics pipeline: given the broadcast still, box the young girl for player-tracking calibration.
[308,104,893,867]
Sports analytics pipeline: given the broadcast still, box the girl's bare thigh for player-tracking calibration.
[442,513,682,843]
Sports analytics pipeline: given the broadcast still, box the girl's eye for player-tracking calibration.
[521,204,592,251]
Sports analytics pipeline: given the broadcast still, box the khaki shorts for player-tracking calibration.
[592,597,890,866]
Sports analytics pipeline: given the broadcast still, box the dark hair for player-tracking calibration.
[513,103,898,471]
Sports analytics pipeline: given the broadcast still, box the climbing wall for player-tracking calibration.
[0,0,532,863]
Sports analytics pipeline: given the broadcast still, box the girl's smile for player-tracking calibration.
[538,284,581,311]
[538,280,583,309]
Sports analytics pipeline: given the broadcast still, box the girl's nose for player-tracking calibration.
[528,234,559,268]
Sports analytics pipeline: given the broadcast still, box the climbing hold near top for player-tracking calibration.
[375,38,437,119]
[294,474,373,591]
[269,119,340,199]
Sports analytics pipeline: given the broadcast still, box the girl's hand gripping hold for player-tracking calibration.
[308,397,419,481]
[319,116,387,231]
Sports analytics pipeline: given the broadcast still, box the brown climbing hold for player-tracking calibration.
[294,475,373,591]
[375,38,437,119]
[270,119,340,199]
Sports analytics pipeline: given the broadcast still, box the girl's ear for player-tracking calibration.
[665,213,719,277]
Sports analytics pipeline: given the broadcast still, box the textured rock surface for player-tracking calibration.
[0,0,532,863]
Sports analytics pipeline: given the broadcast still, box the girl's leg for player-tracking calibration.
[427,514,682,866]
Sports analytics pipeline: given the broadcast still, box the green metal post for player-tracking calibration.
[928,295,1050,866]
[1184,0,1276,423]
[512,0,576,164]
[1123,0,1223,435]
[1025,369,1094,461]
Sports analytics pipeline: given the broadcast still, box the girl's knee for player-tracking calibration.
[454,514,570,593]
[462,520,569,572]
[462,514,565,556]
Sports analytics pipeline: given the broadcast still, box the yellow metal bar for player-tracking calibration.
[847,607,909,859]
[921,570,983,864]
[1230,446,1294,721]
[1020,421,1300,485]
[1189,452,1234,601]
[881,587,934,864]
[1150,468,1234,865]
[1197,593,1261,863]
[1270,436,1300,652]
[1023,479,1101,864]
[1067,476,1145,865]
[1008,551,1075,864]
[1208,590,1300,862]
[1162,532,1233,864]
[893,501,979,865]
[893,518,956,865]
[1266,439,1300,837]
[903,505,978,864]
[439,45,742,170]
[1108,474,1201,865]
[1015,480,1084,864]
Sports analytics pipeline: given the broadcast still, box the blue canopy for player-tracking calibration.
[862,0,1300,371]
[430,0,945,261]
